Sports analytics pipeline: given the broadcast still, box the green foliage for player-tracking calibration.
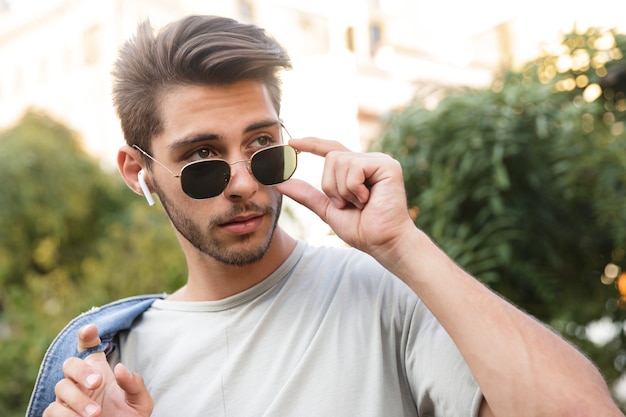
[0,111,185,417]
[372,27,626,394]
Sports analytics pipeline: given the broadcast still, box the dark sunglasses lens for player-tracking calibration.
[180,160,230,199]
[251,145,298,185]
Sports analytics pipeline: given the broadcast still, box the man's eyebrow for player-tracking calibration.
[167,119,281,150]
[243,119,281,133]
[167,133,220,151]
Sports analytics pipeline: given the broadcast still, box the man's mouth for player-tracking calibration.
[219,213,265,235]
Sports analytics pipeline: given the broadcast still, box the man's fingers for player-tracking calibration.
[62,357,102,390]
[288,137,378,209]
[44,400,95,417]
[114,363,154,415]
[289,137,350,157]
[52,379,100,417]
[277,179,332,220]
[77,324,101,352]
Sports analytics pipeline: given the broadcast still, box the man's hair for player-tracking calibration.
[112,15,292,151]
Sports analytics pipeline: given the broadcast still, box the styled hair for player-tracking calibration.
[112,15,292,152]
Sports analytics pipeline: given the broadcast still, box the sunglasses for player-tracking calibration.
[133,131,298,199]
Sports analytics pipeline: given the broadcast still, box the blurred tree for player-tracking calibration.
[372,27,626,404]
[0,111,185,417]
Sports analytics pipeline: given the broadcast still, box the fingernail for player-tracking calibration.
[85,373,99,388]
[85,403,98,417]
[351,199,364,209]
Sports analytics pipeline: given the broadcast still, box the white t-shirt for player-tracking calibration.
[115,241,482,417]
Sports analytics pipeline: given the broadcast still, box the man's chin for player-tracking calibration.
[210,241,270,267]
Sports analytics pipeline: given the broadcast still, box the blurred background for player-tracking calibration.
[1,0,626,415]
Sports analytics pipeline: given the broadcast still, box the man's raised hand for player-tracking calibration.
[43,324,153,417]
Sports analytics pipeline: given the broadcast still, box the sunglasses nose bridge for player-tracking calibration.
[227,158,255,181]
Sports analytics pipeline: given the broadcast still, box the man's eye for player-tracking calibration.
[193,148,214,160]
[254,134,275,147]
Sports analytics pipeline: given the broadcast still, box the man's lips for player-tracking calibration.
[219,213,265,235]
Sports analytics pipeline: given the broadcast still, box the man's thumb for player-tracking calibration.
[277,179,330,222]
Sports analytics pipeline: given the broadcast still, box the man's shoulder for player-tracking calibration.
[54,294,165,354]
[301,242,369,260]
[82,294,166,319]
[300,243,386,275]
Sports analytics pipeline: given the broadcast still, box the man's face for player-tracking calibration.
[148,80,284,266]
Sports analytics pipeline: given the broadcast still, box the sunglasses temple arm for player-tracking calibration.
[133,145,179,177]
[280,123,294,142]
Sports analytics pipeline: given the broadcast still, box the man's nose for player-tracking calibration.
[223,158,257,200]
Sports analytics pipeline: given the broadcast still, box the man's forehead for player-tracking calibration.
[154,81,279,145]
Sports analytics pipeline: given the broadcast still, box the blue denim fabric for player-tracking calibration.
[26,294,164,417]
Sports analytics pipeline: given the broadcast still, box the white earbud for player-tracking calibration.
[138,169,155,206]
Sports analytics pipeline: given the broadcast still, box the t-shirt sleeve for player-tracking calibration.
[404,299,483,417]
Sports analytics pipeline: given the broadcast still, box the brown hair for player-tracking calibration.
[112,15,292,152]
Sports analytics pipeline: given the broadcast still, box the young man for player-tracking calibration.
[28,15,621,417]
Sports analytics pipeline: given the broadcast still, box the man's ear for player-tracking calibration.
[118,145,152,203]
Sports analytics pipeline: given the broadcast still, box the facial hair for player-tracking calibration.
[153,182,282,267]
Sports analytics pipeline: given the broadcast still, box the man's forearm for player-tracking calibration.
[382,228,621,417]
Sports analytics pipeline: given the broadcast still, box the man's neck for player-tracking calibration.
[169,228,297,301]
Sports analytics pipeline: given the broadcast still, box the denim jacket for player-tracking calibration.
[26,294,164,417]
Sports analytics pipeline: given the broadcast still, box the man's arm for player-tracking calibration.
[278,137,622,417]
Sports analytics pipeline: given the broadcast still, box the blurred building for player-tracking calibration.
[0,0,509,162]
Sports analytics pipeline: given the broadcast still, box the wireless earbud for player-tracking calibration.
[138,169,155,206]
